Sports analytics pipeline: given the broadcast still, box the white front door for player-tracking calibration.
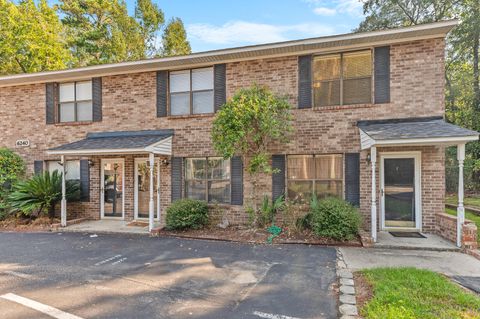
[380,152,422,230]
[101,159,125,219]
[134,158,160,220]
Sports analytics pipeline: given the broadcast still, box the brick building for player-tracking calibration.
[0,20,477,247]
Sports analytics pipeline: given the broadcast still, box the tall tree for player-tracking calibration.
[0,0,71,75]
[135,0,164,57]
[161,18,191,57]
[58,0,145,66]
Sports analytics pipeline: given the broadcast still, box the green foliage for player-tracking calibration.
[266,225,282,244]
[0,0,71,75]
[212,84,293,208]
[9,170,80,219]
[135,0,164,56]
[165,199,209,230]
[212,84,293,176]
[309,197,361,240]
[257,195,286,227]
[361,267,480,319]
[0,148,25,219]
[161,18,191,57]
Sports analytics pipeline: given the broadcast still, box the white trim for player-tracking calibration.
[47,136,173,156]
[134,158,161,221]
[360,130,478,150]
[0,20,457,87]
[379,151,422,231]
[100,158,125,220]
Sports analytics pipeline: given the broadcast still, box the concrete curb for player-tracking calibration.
[336,248,360,318]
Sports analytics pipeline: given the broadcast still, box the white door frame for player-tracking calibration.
[100,158,125,219]
[380,151,422,231]
[134,158,161,221]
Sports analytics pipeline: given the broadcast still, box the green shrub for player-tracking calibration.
[0,149,26,220]
[9,170,79,219]
[310,197,361,240]
[166,199,209,230]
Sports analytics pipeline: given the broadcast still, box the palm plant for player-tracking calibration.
[259,195,286,227]
[9,170,80,219]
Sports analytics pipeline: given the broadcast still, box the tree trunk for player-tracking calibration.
[48,205,55,220]
[474,2,480,111]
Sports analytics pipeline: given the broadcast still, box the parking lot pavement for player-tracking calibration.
[0,232,338,319]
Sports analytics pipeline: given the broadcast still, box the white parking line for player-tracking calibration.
[94,254,122,266]
[1,293,84,319]
[111,257,127,265]
[252,311,303,319]
[2,270,33,279]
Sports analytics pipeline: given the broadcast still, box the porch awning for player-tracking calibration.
[47,129,173,155]
[358,117,479,150]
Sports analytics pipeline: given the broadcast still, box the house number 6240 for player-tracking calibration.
[15,139,30,147]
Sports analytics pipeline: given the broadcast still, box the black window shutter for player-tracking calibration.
[92,77,102,122]
[80,159,90,202]
[45,83,55,124]
[298,55,312,109]
[230,156,243,205]
[171,157,183,202]
[156,70,168,117]
[374,46,390,104]
[214,64,226,112]
[345,153,360,207]
[34,160,43,175]
[272,155,286,200]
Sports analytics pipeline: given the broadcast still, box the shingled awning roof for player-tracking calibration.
[358,117,478,149]
[47,130,173,155]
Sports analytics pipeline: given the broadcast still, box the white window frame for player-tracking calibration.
[58,80,93,123]
[100,158,125,220]
[134,158,161,221]
[169,67,214,116]
[46,160,80,181]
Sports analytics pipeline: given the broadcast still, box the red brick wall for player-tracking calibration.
[0,38,447,229]
[436,212,478,250]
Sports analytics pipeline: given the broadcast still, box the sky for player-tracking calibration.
[125,0,366,52]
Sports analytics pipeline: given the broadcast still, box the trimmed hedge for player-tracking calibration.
[310,197,361,240]
[165,199,209,230]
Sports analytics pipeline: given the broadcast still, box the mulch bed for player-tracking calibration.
[155,225,362,246]
[354,272,373,314]
[0,216,60,232]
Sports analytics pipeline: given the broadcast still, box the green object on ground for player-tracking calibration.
[360,267,480,319]
[446,207,480,245]
[266,225,282,244]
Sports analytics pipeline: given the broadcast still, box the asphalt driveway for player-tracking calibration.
[0,232,338,319]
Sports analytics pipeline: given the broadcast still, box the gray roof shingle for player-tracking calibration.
[357,117,478,141]
[49,129,174,151]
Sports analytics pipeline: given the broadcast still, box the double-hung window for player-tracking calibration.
[185,157,231,203]
[313,50,372,106]
[287,154,343,203]
[59,81,93,122]
[169,68,214,115]
[47,160,80,181]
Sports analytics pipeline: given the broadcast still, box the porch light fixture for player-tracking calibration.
[88,160,94,167]
[366,153,371,163]
[161,158,170,166]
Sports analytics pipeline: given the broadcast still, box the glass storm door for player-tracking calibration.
[382,157,417,228]
[134,160,159,219]
[101,160,124,218]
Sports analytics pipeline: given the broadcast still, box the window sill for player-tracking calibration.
[298,103,385,112]
[167,113,215,120]
[54,121,94,127]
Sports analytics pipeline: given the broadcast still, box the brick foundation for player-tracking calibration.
[435,212,478,250]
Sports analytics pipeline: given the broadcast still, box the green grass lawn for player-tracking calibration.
[446,194,480,209]
[446,207,480,245]
[360,268,480,319]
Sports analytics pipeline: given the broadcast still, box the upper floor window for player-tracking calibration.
[59,81,93,122]
[169,68,214,116]
[313,50,372,106]
[185,157,231,203]
[287,154,343,203]
[47,160,80,180]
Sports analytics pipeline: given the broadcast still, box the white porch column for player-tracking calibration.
[60,155,67,227]
[457,143,466,247]
[371,146,377,242]
[148,153,155,232]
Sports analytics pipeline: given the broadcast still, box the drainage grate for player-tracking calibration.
[389,232,426,238]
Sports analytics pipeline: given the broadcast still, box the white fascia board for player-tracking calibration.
[361,134,479,150]
[46,148,149,156]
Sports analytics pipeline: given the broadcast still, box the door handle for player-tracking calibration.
[381,188,384,197]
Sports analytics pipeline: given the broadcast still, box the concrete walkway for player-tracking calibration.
[374,231,459,251]
[62,220,157,235]
[340,247,480,276]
